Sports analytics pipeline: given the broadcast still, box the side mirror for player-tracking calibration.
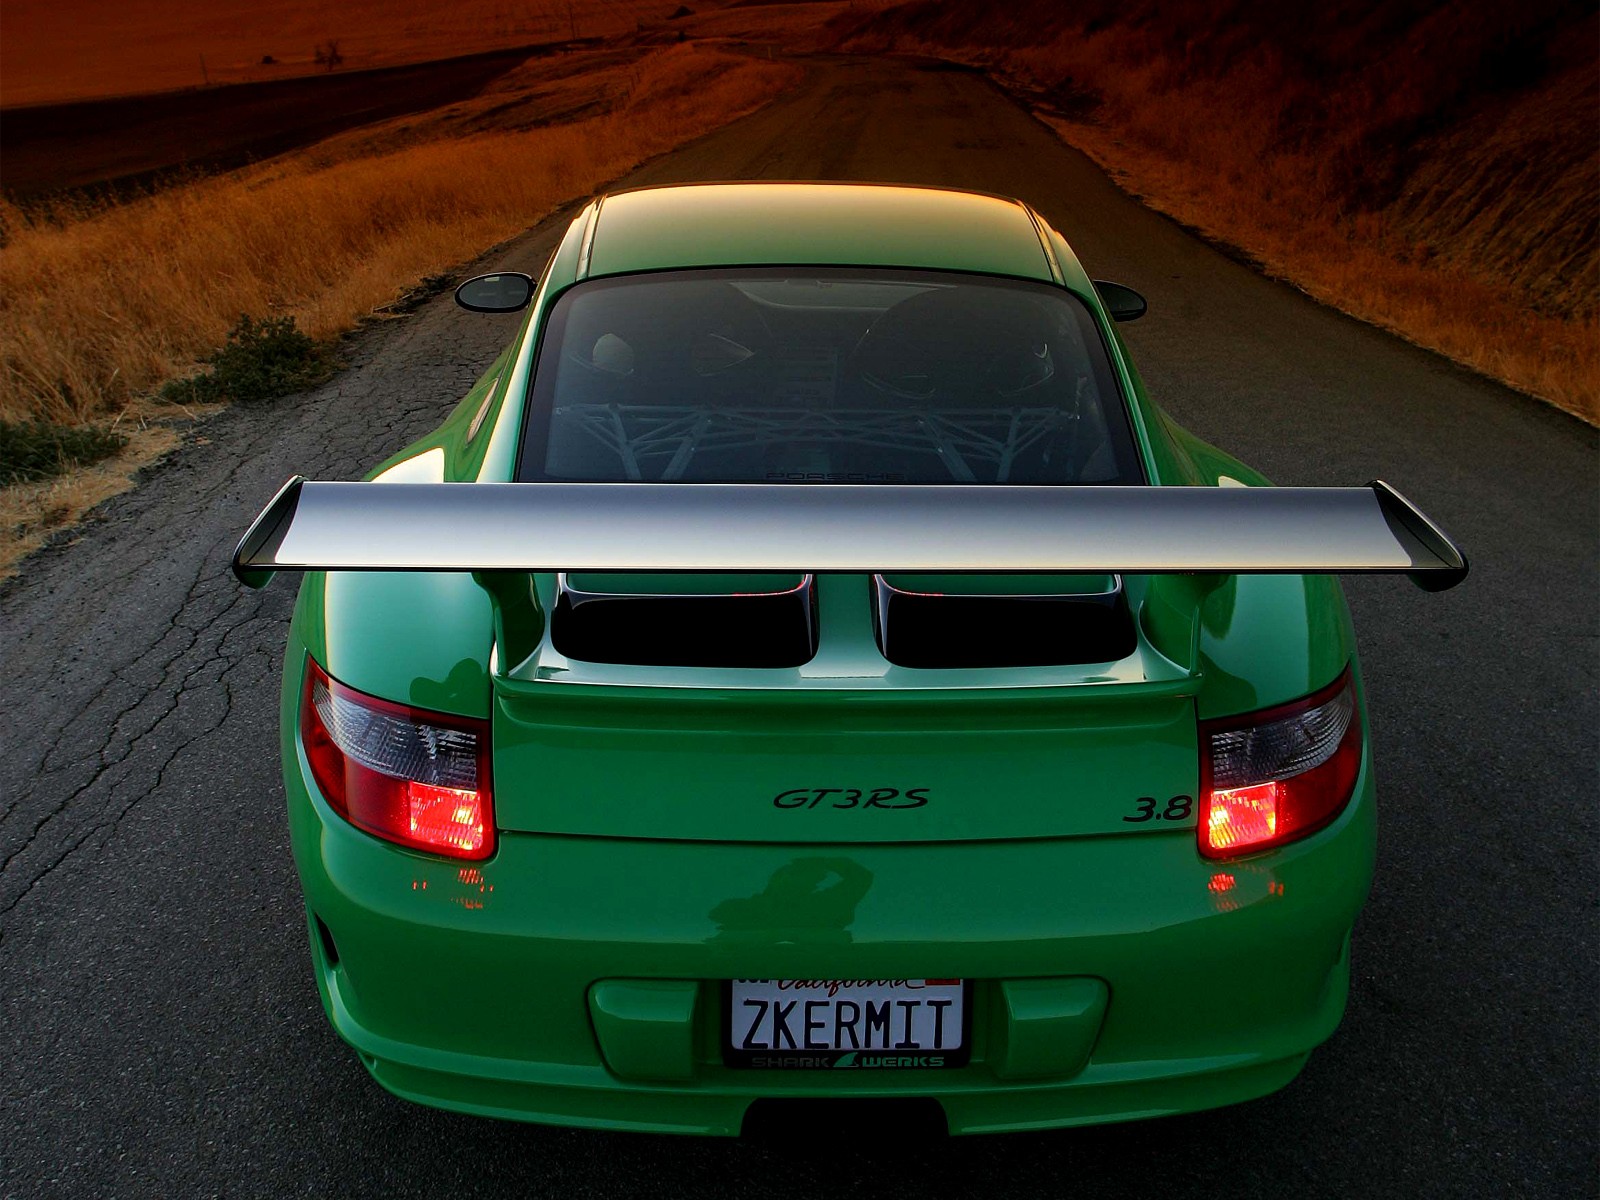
[455,272,535,313]
[1092,280,1147,322]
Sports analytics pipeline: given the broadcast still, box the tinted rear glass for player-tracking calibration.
[517,269,1143,485]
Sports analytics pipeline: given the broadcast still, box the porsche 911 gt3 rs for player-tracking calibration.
[233,182,1466,1134]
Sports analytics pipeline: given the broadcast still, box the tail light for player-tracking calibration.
[1199,667,1362,859]
[300,657,493,860]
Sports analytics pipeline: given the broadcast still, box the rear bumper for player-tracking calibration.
[287,745,1374,1135]
[359,1039,1315,1136]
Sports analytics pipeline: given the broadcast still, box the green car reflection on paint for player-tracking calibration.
[244,183,1466,1134]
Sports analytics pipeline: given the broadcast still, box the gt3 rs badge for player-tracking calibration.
[773,788,930,810]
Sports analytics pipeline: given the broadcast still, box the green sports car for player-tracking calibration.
[233,182,1467,1134]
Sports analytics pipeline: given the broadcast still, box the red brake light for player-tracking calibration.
[1199,667,1362,859]
[300,657,493,860]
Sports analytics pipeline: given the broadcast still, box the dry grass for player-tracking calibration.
[1039,113,1599,423]
[0,42,798,576]
[0,44,800,426]
[833,0,1599,422]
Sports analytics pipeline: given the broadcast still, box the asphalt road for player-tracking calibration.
[3,55,1595,1199]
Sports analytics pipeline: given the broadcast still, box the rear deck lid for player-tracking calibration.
[489,678,1198,843]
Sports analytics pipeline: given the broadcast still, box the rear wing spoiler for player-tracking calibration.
[233,477,1466,591]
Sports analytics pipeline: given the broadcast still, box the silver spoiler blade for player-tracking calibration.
[233,478,1466,591]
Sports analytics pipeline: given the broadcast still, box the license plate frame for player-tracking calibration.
[722,979,972,1069]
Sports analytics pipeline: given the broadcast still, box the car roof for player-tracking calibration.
[580,182,1060,283]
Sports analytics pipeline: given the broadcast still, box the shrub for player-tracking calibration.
[162,314,334,405]
[0,419,128,486]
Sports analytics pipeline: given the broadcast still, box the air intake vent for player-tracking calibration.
[874,574,1136,668]
[553,573,817,668]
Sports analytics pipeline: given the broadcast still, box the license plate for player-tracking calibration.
[725,979,969,1068]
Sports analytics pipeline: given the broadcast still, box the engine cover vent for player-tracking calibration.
[873,573,1135,668]
[553,573,817,668]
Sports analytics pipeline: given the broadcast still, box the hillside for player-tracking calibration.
[832,0,1598,417]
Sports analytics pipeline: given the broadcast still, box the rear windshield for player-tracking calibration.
[516,268,1144,485]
